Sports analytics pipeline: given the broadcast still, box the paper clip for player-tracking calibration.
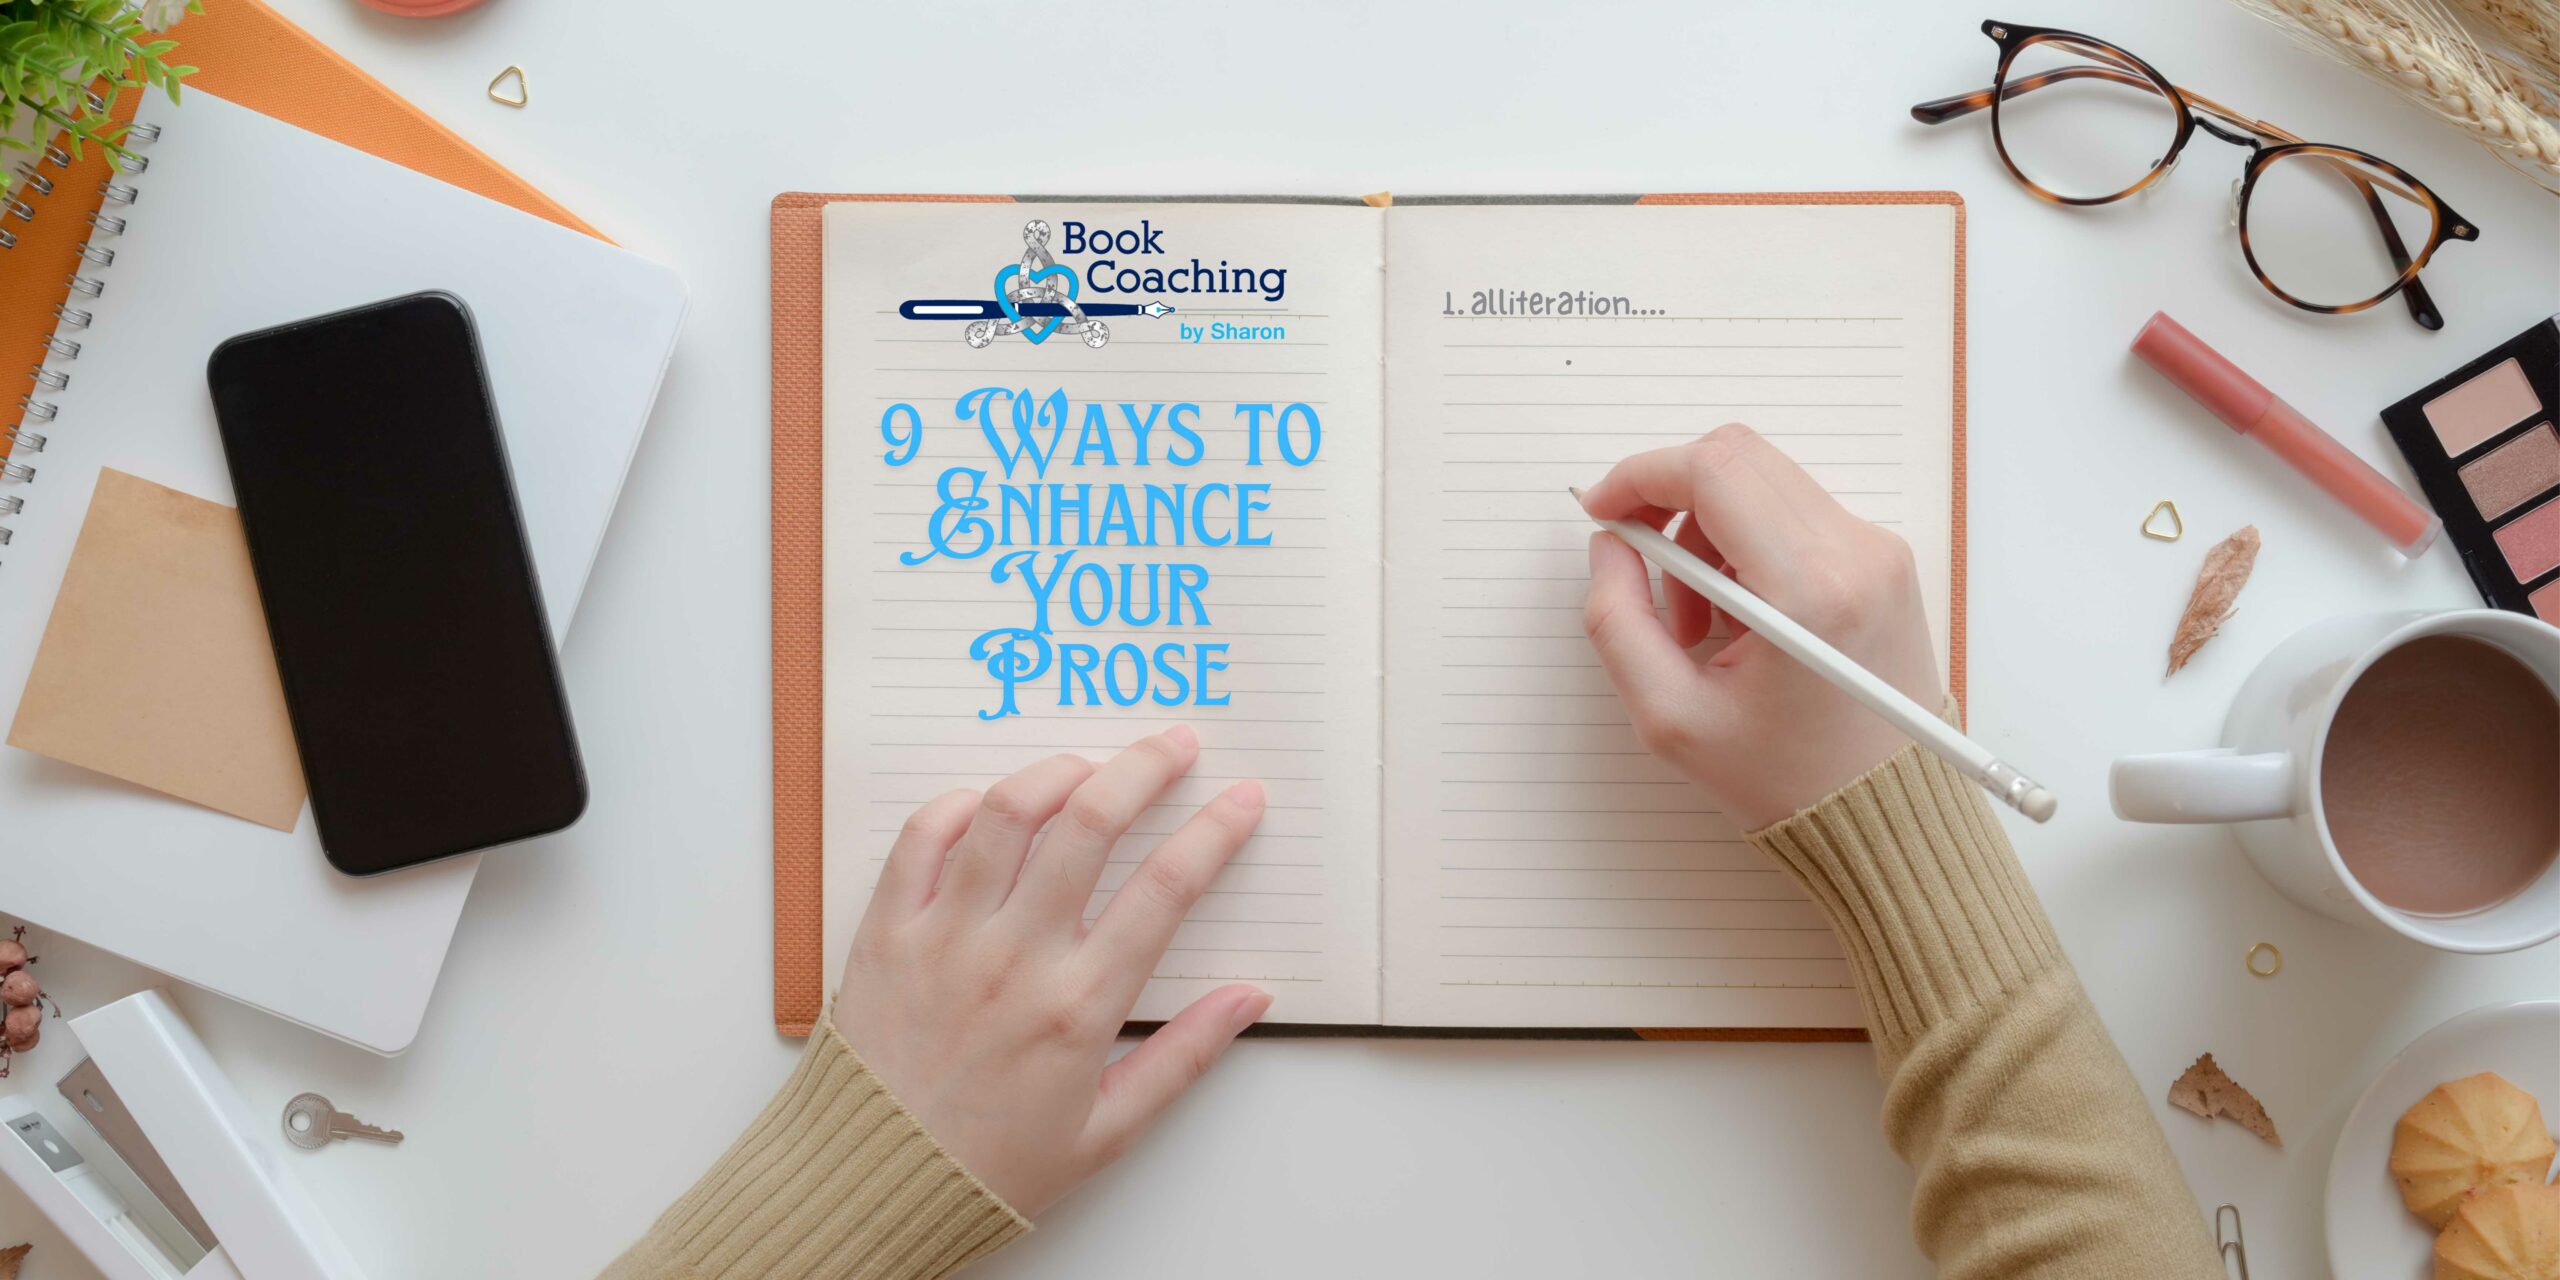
[2217,1204,2249,1280]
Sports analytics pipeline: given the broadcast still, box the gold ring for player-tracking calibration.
[2142,499,2184,542]
[2246,942,2281,978]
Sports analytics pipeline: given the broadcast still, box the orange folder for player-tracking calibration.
[1,0,603,423]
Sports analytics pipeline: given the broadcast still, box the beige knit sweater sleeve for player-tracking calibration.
[605,743,2221,1280]
[597,1020,1027,1280]
[1748,742,2223,1279]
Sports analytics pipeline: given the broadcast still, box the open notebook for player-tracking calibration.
[793,194,1963,1032]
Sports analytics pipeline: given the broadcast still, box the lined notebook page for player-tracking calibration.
[1378,202,1958,1028]
[821,202,1386,1024]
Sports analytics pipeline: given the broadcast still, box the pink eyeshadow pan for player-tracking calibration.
[2535,579,2560,624]
[2494,495,2560,583]
[2425,357,2541,456]
[2460,423,2560,521]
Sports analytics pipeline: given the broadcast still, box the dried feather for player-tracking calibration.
[2168,526,2260,676]
[2170,1053,2284,1146]
[0,1244,27,1280]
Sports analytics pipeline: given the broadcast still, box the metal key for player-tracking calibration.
[281,1092,403,1149]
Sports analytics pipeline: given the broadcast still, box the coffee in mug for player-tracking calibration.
[2112,609,2560,953]
[2320,635,2559,917]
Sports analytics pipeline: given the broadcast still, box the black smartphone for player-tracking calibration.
[207,291,585,876]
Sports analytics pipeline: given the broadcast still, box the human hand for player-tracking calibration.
[831,727,1271,1215]
[1580,424,1942,830]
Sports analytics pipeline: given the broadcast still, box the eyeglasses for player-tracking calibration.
[1912,19,2479,330]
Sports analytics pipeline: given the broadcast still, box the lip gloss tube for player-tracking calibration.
[2132,311,2441,558]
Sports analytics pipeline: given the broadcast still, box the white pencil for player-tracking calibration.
[1570,487,2056,823]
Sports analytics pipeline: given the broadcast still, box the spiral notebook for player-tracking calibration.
[772,192,1965,1037]
[0,89,686,1054]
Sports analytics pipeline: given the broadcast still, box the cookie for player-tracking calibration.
[2435,1181,2560,1280]
[2394,1073,2558,1229]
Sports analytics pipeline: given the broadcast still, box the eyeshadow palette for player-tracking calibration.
[2383,315,2560,622]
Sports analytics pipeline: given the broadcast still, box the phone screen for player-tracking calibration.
[207,292,584,876]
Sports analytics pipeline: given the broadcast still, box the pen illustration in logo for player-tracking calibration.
[896,219,1173,349]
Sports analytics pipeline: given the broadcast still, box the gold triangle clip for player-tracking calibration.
[2141,499,2184,542]
[488,65,528,109]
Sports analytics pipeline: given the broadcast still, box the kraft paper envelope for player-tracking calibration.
[8,468,306,830]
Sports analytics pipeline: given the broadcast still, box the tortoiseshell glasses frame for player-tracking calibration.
[1911,19,2479,330]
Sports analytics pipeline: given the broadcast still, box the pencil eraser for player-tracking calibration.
[2020,787,2058,823]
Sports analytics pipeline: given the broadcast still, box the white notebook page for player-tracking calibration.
[1378,201,1958,1027]
[821,202,1386,1024]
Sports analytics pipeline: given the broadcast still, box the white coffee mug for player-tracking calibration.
[2110,609,2560,954]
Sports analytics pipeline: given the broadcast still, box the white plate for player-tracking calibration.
[2326,1000,2560,1279]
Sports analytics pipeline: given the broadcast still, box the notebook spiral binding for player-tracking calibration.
[0,111,161,566]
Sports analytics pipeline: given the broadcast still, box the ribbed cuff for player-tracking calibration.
[1747,737,2065,1067]
[601,1022,1028,1280]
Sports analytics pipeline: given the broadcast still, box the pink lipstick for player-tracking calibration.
[2132,311,2441,558]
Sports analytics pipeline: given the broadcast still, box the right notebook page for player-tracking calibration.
[1379,198,1962,1028]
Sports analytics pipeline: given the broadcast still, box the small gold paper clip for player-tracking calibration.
[2216,1203,2250,1279]
[2143,500,2184,541]
[488,66,528,108]
[2246,942,2281,978]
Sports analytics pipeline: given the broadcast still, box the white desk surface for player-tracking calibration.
[5,1,2556,1276]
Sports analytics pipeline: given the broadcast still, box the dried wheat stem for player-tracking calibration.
[2488,55,2560,117]
[2243,0,2560,185]
[2447,0,2560,84]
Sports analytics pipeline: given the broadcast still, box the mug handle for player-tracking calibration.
[2109,749,2295,824]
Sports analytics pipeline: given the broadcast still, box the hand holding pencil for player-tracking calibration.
[1579,424,2052,829]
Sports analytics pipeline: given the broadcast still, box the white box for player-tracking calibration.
[0,990,368,1280]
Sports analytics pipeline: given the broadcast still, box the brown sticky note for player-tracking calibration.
[7,468,305,830]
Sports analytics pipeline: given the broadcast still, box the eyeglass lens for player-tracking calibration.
[1993,36,2180,202]
[2244,149,2437,308]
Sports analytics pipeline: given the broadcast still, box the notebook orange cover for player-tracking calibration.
[0,0,603,429]
[769,192,1964,1039]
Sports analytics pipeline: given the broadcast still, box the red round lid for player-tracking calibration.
[357,0,492,16]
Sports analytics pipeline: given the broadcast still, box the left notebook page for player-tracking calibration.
[821,201,1387,1023]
